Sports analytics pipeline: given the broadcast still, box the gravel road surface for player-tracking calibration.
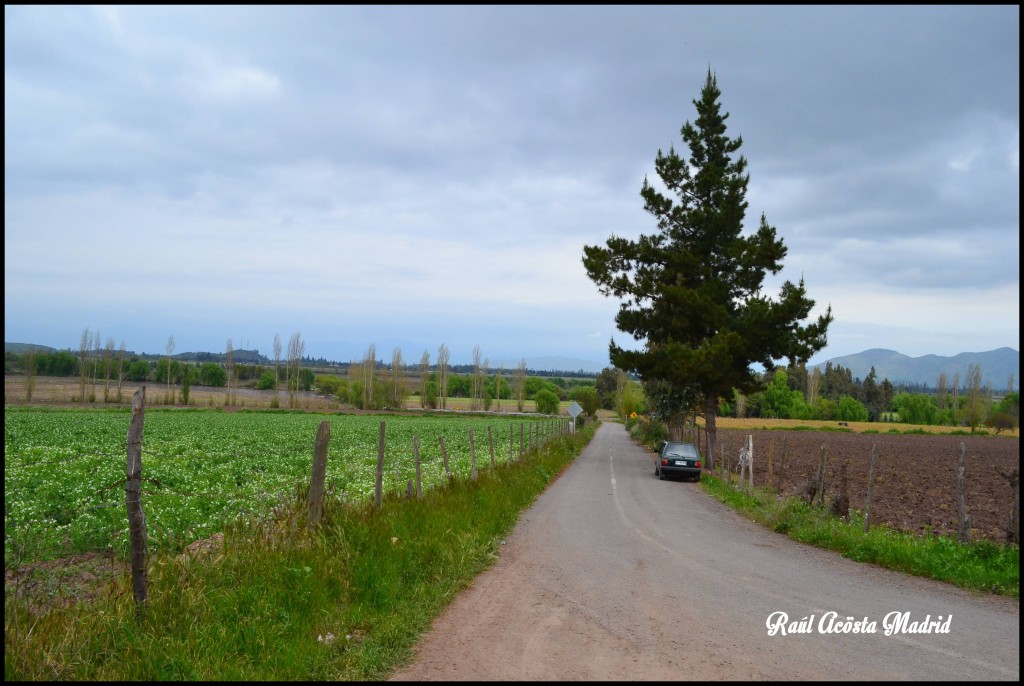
[390,422,1019,681]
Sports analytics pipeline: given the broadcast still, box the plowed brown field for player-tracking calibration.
[707,427,1019,543]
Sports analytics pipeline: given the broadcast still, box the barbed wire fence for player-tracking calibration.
[705,427,1019,544]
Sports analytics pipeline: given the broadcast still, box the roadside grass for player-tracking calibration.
[4,423,597,681]
[701,474,1019,598]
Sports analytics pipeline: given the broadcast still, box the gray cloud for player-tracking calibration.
[4,5,1018,363]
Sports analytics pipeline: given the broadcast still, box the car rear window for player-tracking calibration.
[663,444,698,458]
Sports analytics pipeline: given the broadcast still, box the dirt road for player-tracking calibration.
[390,422,1018,681]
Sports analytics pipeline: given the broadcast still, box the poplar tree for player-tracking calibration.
[514,359,527,412]
[583,69,832,467]
[437,343,450,410]
[78,327,91,403]
[273,333,282,391]
[390,347,404,409]
[165,335,175,405]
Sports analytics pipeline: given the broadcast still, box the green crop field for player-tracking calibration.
[4,407,559,566]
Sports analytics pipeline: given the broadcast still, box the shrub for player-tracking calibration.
[631,417,669,449]
[127,360,150,382]
[199,362,227,387]
[985,412,1018,434]
[534,389,560,415]
[835,396,869,422]
[571,386,601,417]
[421,380,438,409]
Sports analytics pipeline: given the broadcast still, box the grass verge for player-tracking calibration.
[700,474,1019,598]
[4,423,597,681]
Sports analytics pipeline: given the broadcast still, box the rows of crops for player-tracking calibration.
[4,407,560,566]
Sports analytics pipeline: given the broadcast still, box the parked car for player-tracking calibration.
[655,441,702,481]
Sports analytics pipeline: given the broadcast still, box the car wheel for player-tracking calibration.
[658,467,665,481]
[693,474,701,482]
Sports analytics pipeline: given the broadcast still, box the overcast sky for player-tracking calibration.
[5,5,1019,368]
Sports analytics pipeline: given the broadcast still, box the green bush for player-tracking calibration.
[199,362,227,387]
[534,389,560,414]
[127,360,150,382]
[421,380,438,409]
[835,396,869,422]
[571,386,601,416]
[629,416,669,450]
[256,371,277,391]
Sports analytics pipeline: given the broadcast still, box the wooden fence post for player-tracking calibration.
[308,420,330,526]
[519,424,524,461]
[996,466,1019,545]
[741,444,749,487]
[488,425,496,470]
[957,442,971,543]
[509,423,514,464]
[728,433,734,482]
[469,427,477,480]
[815,444,827,507]
[413,435,422,498]
[125,385,148,618]
[724,439,731,485]
[864,444,878,533]
[375,420,386,509]
[439,435,451,479]
[830,462,850,521]
[767,438,774,491]
[776,437,787,492]
[747,435,754,493]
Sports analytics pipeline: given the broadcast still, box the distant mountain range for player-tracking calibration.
[810,347,1019,391]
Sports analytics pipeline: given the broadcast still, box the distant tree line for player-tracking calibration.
[700,361,1018,433]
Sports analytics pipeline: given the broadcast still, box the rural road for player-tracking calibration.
[389,422,1019,681]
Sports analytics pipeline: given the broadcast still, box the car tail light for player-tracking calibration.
[661,458,668,465]
[695,461,701,468]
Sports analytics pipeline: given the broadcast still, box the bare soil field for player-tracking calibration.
[708,427,1019,543]
[4,376,336,411]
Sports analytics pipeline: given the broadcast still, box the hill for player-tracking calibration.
[810,347,1019,390]
[5,342,58,355]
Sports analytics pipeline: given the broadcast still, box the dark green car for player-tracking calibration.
[655,441,702,481]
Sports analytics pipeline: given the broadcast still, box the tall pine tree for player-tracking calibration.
[583,69,833,467]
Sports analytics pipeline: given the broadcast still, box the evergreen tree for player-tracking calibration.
[583,69,832,467]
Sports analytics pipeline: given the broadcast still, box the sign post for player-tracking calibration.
[567,400,584,434]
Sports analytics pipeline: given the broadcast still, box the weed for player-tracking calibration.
[701,474,1018,598]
